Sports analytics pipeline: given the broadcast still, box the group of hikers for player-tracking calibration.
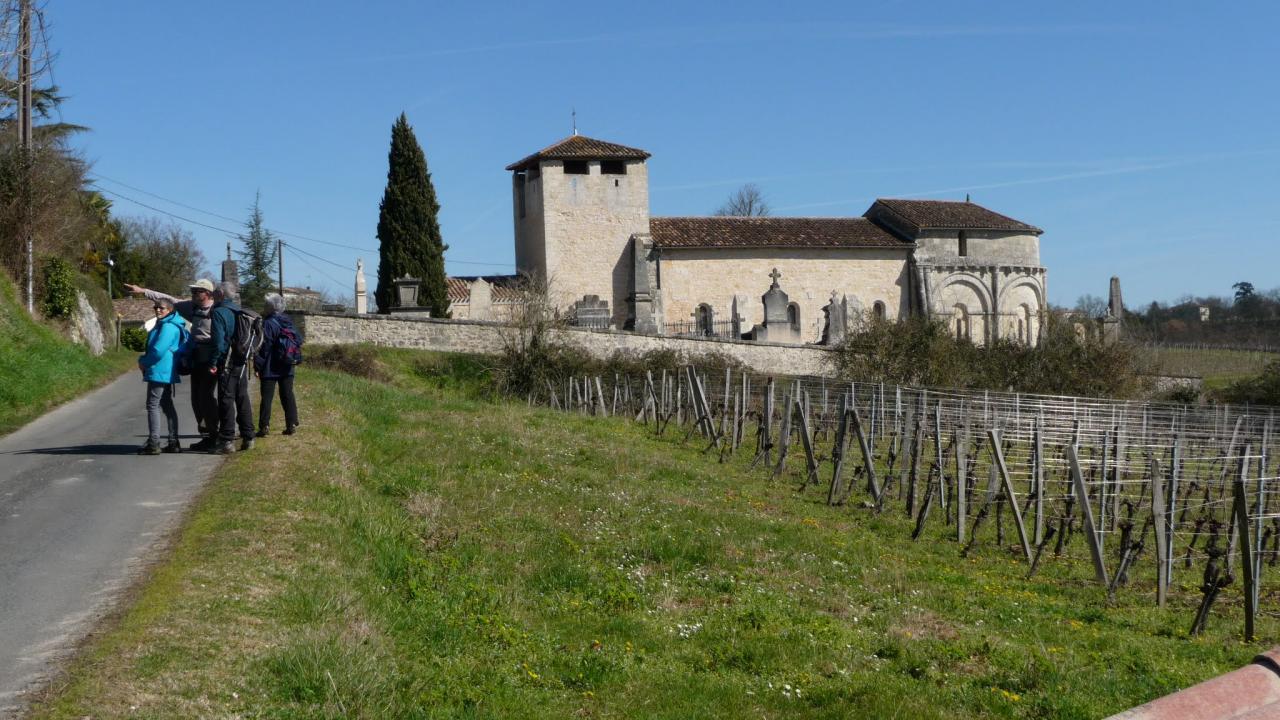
[126,279,303,455]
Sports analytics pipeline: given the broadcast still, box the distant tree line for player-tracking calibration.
[1110,281,1280,348]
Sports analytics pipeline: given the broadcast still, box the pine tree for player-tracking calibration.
[375,113,448,315]
[236,192,278,309]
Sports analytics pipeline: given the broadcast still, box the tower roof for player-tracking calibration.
[506,134,651,171]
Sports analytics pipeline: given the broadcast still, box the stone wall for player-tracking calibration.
[294,312,836,377]
[656,247,912,343]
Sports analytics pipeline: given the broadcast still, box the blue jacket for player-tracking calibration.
[139,312,189,384]
[254,313,297,380]
[210,299,241,368]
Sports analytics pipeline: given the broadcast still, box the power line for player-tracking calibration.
[92,174,377,253]
[285,248,347,288]
[92,182,515,269]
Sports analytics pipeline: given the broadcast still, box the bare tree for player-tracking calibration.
[715,183,770,217]
[1074,294,1108,319]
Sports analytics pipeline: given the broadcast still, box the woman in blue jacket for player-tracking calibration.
[254,293,300,436]
[138,298,189,455]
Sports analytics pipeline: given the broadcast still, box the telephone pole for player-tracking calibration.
[18,0,33,313]
[277,236,283,296]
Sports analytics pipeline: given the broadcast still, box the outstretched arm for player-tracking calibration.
[124,283,181,304]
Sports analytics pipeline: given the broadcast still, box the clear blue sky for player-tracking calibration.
[49,1,1280,307]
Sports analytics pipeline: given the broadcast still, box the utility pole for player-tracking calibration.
[277,236,283,296]
[18,0,33,313]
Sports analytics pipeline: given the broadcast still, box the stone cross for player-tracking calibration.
[769,267,782,287]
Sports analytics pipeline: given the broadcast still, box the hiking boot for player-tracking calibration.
[137,443,161,456]
[255,428,269,438]
[189,437,216,451]
[239,437,255,452]
[162,441,183,454]
[283,425,298,436]
[213,441,237,455]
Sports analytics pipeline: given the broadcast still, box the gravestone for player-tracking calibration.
[821,291,848,345]
[572,294,610,329]
[749,268,802,344]
[390,275,430,317]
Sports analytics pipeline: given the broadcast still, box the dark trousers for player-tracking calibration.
[217,363,255,442]
[145,382,179,446]
[259,375,298,431]
[191,369,219,438]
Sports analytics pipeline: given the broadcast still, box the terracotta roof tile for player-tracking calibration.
[506,135,650,171]
[868,198,1042,234]
[112,297,156,323]
[650,216,910,250]
[447,275,524,303]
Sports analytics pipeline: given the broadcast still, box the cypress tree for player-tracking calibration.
[236,191,278,309]
[375,113,448,315]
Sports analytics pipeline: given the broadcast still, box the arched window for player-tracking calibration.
[952,304,970,342]
[872,301,886,322]
[696,303,715,336]
[787,302,800,331]
[958,231,968,258]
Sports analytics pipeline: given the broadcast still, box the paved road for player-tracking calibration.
[0,373,223,717]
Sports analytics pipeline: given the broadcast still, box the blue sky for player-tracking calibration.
[49,1,1280,307]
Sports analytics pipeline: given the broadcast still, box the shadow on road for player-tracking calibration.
[4,443,148,456]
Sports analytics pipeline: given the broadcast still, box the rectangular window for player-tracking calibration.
[601,160,627,175]
[563,160,589,175]
[958,231,968,257]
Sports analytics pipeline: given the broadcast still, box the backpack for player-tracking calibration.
[230,307,264,364]
[273,320,304,366]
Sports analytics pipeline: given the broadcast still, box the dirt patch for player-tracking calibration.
[889,610,960,642]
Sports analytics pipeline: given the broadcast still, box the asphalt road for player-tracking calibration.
[0,373,223,717]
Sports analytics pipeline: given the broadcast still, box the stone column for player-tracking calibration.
[354,258,368,314]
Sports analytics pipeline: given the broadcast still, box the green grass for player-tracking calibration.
[30,348,1275,719]
[0,272,135,436]
[1144,346,1277,389]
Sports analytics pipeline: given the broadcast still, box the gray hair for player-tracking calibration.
[214,281,239,301]
[155,297,176,311]
[264,293,286,314]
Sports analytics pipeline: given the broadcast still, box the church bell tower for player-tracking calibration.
[507,134,651,328]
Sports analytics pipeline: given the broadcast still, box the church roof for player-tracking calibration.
[446,275,524,304]
[649,216,910,250]
[506,134,651,171]
[868,198,1042,235]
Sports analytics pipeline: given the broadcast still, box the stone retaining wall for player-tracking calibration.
[294,312,837,377]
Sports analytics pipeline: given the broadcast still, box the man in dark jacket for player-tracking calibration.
[254,293,300,436]
[125,278,220,448]
[210,282,256,454]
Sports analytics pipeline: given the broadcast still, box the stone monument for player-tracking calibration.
[1102,275,1123,344]
[354,258,368,314]
[820,291,848,345]
[390,275,430,317]
[221,242,239,297]
[749,268,802,344]
[571,294,610,329]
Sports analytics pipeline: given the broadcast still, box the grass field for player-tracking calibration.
[0,274,135,437]
[1143,345,1278,390]
[29,348,1275,719]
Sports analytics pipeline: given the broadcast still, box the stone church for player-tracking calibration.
[452,133,1047,346]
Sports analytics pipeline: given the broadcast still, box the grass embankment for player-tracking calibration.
[0,273,134,436]
[32,348,1274,719]
[1145,346,1278,390]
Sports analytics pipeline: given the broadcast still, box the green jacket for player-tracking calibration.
[210,299,241,368]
